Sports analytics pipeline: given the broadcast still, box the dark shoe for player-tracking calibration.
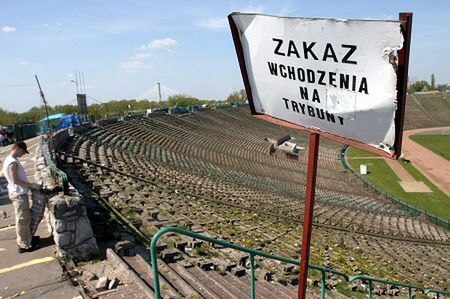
[18,247,32,253]
[32,236,40,247]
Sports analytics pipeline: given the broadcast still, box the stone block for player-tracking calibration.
[77,237,99,260]
[66,221,76,231]
[188,240,203,249]
[114,240,134,256]
[238,255,248,267]
[197,260,213,271]
[224,262,237,272]
[55,219,66,233]
[231,266,246,277]
[75,217,94,246]
[283,265,294,274]
[55,231,72,248]
[263,271,273,281]
[161,249,179,262]
[175,241,187,252]
[155,242,167,252]
[82,270,97,281]
[95,277,108,292]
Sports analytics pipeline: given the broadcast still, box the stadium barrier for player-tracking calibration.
[40,135,69,194]
[150,227,449,299]
[341,145,450,230]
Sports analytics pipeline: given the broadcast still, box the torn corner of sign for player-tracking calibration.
[325,85,357,115]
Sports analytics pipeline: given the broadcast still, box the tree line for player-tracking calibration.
[408,74,448,93]
[0,90,247,126]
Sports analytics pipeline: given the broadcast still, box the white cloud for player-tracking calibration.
[139,38,177,50]
[131,52,153,60]
[119,60,149,72]
[196,17,227,31]
[20,60,28,65]
[2,26,16,33]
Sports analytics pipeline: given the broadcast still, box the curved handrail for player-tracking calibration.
[150,226,348,299]
[150,227,449,299]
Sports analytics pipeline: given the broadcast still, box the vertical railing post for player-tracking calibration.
[250,254,256,299]
[321,270,326,299]
[298,132,320,299]
[407,287,412,299]
[150,241,161,298]
[368,280,373,299]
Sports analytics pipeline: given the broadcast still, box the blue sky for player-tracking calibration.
[1,0,449,112]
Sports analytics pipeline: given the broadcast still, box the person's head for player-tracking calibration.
[11,141,29,157]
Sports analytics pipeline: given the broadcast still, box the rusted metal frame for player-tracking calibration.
[298,132,320,299]
[393,12,413,159]
[228,14,257,115]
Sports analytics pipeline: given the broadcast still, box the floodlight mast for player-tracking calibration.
[34,74,52,134]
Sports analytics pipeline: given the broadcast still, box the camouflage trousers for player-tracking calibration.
[11,191,47,249]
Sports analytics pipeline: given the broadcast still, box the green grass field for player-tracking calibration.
[409,134,450,161]
[346,146,378,158]
[347,148,450,219]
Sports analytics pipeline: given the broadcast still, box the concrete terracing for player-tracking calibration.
[0,137,80,299]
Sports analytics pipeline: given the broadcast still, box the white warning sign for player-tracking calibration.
[229,13,404,153]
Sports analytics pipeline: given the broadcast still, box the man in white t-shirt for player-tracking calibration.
[2,141,41,253]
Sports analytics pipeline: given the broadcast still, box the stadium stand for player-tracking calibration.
[56,105,449,298]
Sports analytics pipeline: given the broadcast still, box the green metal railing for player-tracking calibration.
[349,276,448,299]
[341,145,450,230]
[150,226,349,299]
[150,227,450,299]
[40,136,69,193]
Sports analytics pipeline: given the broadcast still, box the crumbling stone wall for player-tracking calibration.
[36,135,99,261]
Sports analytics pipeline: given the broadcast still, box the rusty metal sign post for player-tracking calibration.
[229,12,412,299]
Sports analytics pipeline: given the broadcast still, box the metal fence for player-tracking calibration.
[341,145,450,230]
[40,135,69,193]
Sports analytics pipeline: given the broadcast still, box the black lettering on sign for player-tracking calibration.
[268,62,278,75]
[272,38,285,56]
[267,61,367,95]
[302,42,318,60]
[298,102,306,114]
[287,41,300,58]
[291,100,300,112]
[322,43,338,62]
[282,98,290,109]
[280,64,287,78]
[299,86,308,100]
[307,106,316,117]
[329,72,336,87]
[318,70,326,86]
[359,77,369,94]
[341,44,357,64]
[281,97,344,126]
[312,89,320,103]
